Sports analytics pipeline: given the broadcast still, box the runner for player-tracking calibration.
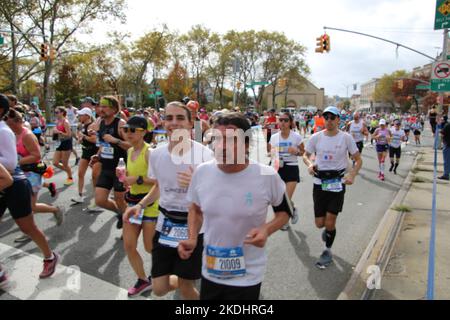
[369,116,379,145]
[313,110,325,134]
[0,94,59,279]
[388,119,406,175]
[403,117,411,145]
[411,118,422,146]
[428,105,438,137]
[71,108,99,204]
[269,112,303,231]
[6,109,64,243]
[125,101,213,300]
[373,119,392,181]
[263,109,278,154]
[93,96,130,229]
[178,112,291,300]
[53,106,74,186]
[64,98,80,165]
[303,106,362,269]
[120,116,159,297]
[346,112,369,156]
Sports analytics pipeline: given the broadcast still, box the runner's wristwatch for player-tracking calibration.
[136,176,144,185]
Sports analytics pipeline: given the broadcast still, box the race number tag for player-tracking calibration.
[321,178,343,192]
[206,245,246,279]
[101,143,114,159]
[158,218,188,248]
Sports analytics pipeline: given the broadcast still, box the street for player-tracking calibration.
[0,127,430,300]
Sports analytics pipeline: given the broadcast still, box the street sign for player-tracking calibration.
[416,84,431,90]
[435,0,450,30]
[431,60,450,92]
[252,81,269,86]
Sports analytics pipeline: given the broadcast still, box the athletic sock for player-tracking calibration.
[325,229,336,249]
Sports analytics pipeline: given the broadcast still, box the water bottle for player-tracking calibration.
[117,158,126,183]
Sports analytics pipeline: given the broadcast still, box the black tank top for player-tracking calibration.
[81,122,98,152]
[429,111,437,123]
[98,117,127,169]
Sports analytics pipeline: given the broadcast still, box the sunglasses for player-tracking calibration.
[279,118,290,123]
[165,115,187,121]
[123,127,145,133]
[323,114,337,121]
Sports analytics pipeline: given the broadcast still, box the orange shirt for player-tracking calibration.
[313,116,325,133]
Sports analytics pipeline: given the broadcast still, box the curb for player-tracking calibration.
[337,150,422,300]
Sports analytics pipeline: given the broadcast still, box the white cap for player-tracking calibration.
[379,119,386,125]
[77,108,93,118]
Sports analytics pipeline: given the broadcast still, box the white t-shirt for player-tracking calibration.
[66,107,78,126]
[187,160,286,287]
[306,131,359,185]
[0,121,18,172]
[389,128,405,148]
[148,141,214,232]
[269,131,303,166]
[348,120,365,143]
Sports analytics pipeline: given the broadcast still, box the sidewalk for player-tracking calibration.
[373,146,450,300]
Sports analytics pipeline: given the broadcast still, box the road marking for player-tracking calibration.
[0,243,144,300]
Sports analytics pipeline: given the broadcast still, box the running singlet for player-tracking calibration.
[98,117,127,170]
[81,123,98,152]
[349,121,364,143]
[66,107,77,126]
[390,128,405,149]
[376,128,390,145]
[269,131,303,166]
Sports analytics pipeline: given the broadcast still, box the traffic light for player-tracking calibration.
[49,46,56,61]
[322,34,330,52]
[40,43,48,61]
[315,36,324,53]
[277,78,288,87]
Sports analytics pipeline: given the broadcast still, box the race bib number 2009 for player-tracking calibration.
[206,245,246,279]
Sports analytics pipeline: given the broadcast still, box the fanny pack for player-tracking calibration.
[314,169,345,180]
[20,162,48,175]
[159,206,188,223]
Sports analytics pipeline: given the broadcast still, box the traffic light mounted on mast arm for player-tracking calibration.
[315,34,331,53]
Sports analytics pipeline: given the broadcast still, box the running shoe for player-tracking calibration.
[14,233,31,243]
[71,195,84,204]
[64,178,74,186]
[291,207,299,225]
[39,252,59,279]
[380,173,385,181]
[54,206,64,226]
[87,203,103,213]
[280,223,289,231]
[315,250,333,270]
[48,182,57,197]
[128,277,152,297]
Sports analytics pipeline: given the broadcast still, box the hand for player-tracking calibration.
[287,147,299,155]
[343,174,355,185]
[244,227,269,248]
[89,155,99,167]
[177,166,194,188]
[88,129,97,136]
[102,134,116,144]
[307,164,317,176]
[178,239,198,260]
[123,205,141,224]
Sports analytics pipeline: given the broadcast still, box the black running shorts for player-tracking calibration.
[277,164,300,183]
[81,147,98,161]
[313,184,346,218]
[200,276,262,300]
[0,179,33,220]
[96,169,126,192]
[389,146,401,159]
[56,139,73,151]
[151,232,203,280]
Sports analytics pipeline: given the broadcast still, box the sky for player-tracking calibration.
[81,0,443,98]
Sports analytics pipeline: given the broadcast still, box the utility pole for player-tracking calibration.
[438,28,448,116]
[232,58,240,109]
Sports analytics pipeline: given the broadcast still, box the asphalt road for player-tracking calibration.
[0,126,433,300]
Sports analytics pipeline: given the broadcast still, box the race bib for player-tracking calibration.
[206,245,246,279]
[101,143,114,159]
[321,178,343,192]
[158,218,188,248]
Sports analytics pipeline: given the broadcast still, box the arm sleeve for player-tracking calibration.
[0,128,18,172]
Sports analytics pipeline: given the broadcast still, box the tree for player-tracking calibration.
[373,70,409,111]
[53,62,81,105]
[160,61,193,102]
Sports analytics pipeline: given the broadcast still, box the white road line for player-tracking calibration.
[0,243,143,300]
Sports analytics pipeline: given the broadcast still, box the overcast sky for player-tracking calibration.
[83,0,442,98]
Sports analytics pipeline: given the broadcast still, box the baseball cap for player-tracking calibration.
[379,119,387,125]
[77,108,93,118]
[83,97,97,105]
[123,116,148,130]
[323,106,341,117]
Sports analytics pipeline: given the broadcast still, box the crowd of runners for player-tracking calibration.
[0,92,448,300]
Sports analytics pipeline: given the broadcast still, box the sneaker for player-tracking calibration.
[48,183,57,197]
[380,173,385,181]
[438,175,450,181]
[291,207,299,225]
[39,252,59,279]
[53,206,64,226]
[316,250,333,270]
[128,278,152,297]
[280,223,289,231]
[64,178,74,186]
[71,195,84,204]
[116,214,123,229]
[14,233,31,243]
[87,203,103,213]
